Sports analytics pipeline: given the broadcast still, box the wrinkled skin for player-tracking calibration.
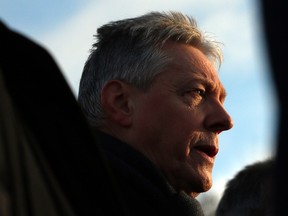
[100,41,234,198]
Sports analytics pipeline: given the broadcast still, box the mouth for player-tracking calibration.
[194,145,218,157]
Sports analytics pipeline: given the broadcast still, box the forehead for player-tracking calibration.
[162,42,215,77]
[159,42,226,96]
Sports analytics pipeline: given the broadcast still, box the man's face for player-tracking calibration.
[130,42,233,197]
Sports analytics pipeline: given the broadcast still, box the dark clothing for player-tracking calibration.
[95,130,204,216]
[0,20,120,216]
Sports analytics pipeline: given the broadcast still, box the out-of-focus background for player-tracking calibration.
[0,0,278,214]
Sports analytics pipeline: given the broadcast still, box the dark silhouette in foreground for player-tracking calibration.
[0,20,124,216]
[260,1,288,215]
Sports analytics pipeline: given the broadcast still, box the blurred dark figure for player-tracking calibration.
[259,1,288,216]
[215,158,275,216]
[0,20,125,216]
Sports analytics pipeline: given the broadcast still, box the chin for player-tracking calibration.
[183,176,212,197]
[202,178,213,192]
[197,173,213,192]
[203,184,212,192]
[189,191,200,198]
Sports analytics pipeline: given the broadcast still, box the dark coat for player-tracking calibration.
[95,130,205,216]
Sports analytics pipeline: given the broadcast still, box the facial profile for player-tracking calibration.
[78,11,234,202]
[123,41,233,197]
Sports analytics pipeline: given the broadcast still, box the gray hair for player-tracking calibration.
[78,11,223,127]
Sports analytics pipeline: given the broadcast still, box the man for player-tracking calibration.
[78,11,233,216]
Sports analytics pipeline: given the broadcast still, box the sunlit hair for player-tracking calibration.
[78,11,223,126]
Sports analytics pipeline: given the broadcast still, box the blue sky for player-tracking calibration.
[0,0,278,203]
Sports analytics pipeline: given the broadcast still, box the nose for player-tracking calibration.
[204,101,234,134]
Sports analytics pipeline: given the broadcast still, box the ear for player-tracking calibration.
[101,80,133,127]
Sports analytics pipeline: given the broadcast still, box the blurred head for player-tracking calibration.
[215,158,275,216]
[78,11,233,197]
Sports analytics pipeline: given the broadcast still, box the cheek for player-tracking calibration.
[154,101,200,141]
[135,95,200,152]
[161,117,198,160]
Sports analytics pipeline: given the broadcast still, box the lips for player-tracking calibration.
[194,145,218,157]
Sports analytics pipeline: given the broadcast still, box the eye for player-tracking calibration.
[182,88,206,99]
[193,89,205,97]
[180,87,206,106]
